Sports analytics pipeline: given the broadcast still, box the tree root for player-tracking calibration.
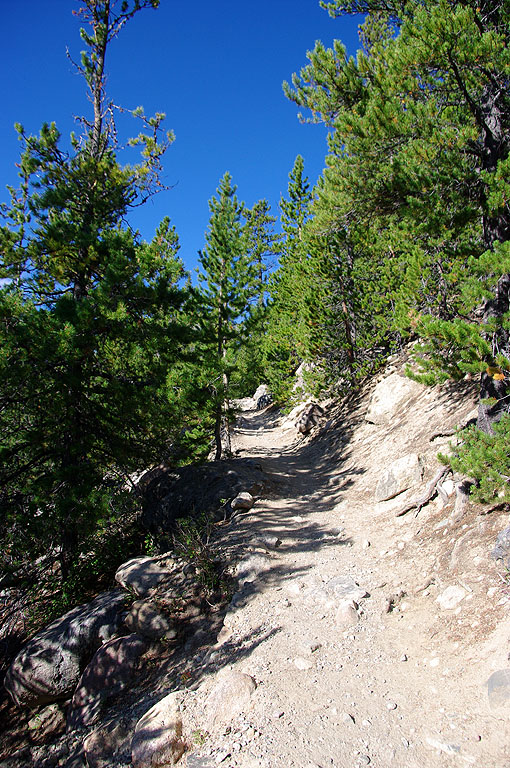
[395,467,451,517]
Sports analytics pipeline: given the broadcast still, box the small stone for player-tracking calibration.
[400,654,408,662]
[358,755,371,765]
[386,701,397,710]
[425,737,461,756]
[441,479,455,496]
[335,601,359,628]
[362,540,371,549]
[487,669,510,709]
[401,738,410,748]
[256,535,282,550]
[342,712,355,724]
[436,585,467,610]
[293,656,314,670]
[302,641,322,655]
[231,492,254,511]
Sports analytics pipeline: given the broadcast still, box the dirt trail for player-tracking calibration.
[182,378,510,768]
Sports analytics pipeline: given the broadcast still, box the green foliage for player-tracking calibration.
[193,173,268,456]
[440,415,510,503]
[263,156,316,402]
[272,0,510,499]
[0,1,189,584]
[172,514,226,595]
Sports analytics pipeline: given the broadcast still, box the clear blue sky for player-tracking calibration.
[0,1,362,274]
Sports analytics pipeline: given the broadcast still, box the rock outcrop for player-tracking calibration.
[67,634,147,730]
[365,372,423,425]
[140,458,269,543]
[4,591,127,708]
[131,692,185,767]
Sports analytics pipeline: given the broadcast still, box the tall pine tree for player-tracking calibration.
[195,173,259,459]
[263,156,316,401]
[0,0,186,584]
[285,1,510,496]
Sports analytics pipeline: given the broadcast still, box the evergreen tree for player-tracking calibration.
[230,199,279,395]
[285,1,510,497]
[0,0,186,584]
[195,173,259,459]
[263,156,315,401]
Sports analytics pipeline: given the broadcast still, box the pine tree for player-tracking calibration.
[195,173,259,459]
[263,156,316,401]
[285,0,510,497]
[0,1,186,584]
[230,199,279,395]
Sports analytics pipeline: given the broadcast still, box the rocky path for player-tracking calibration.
[3,368,510,768]
[179,379,510,768]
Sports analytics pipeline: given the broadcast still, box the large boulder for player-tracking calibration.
[4,591,127,709]
[205,670,257,730]
[115,554,178,598]
[141,458,269,541]
[375,453,424,502]
[68,634,147,730]
[297,403,324,434]
[84,719,134,768]
[125,600,178,642]
[231,492,254,511]
[131,691,185,767]
[365,373,423,425]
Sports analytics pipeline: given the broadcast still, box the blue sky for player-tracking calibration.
[0,1,362,274]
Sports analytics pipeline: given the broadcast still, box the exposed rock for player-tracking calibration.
[232,396,256,412]
[293,656,314,670]
[324,576,369,604]
[125,600,179,642]
[205,670,257,730]
[375,453,424,502]
[232,386,271,412]
[141,459,269,540]
[255,534,282,550]
[84,719,134,768]
[231,492,254,511]
[436,585,467,610]
[252,384,269,403]
[115,554,176,598]
[487,669,510,709]
[365,373,423,425]
[297,403,324,434]
[4,590,127,708]
[292,361,315,399]
[0,747,32,768]
[131,691,185,767]
[27,703,66,744]
[491,526,510,568]
[235,553,270,586]
[335,600,359,627]
[68,634,147,730]
[257,393,273,410]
